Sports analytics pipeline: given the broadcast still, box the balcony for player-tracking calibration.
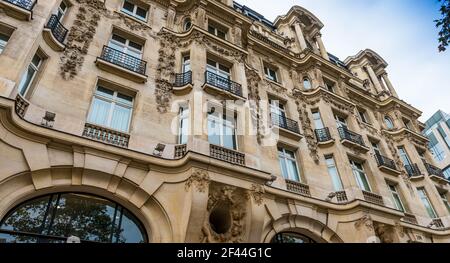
[82,123,130,148]
[374,154,401,176]
[401,213,418,225]
[15,94,29,118]
[95,46,147,83]
[43,15,68,51]
[362,190,384,206]
[0,0,36,20]
[210,144,245,166]
[425,163,449,183]
[335,191,348,203]
[338,127,369,153]
[405,164,422,179]
[285,180,311,197]
[271,112,302,141]
[174,144,187,159]
[172,71,193,95]
[432,218,445,229]
[315,127,334,146]
[203,71,244,100]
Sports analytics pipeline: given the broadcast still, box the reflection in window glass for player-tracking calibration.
[271,232,316,243]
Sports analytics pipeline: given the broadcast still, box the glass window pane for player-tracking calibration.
[0,33,10,54]
[18,66,37,95]
[122,1,134,12]
[116,93,133,105]
[115,209,145,243]
[96,86,114,99]
[0,196,50,233]
[110,104,131,132]
[279,158,289,179]
[222,125,236,150]
[303,79,311,89]
[136,7,147,19]
[207,116,220,146]
[287,159,300,181]
[88,98,111,127]
[31,54,41,68]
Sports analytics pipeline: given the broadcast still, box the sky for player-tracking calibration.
[236,0,450,122]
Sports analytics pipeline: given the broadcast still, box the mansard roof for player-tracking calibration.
[344,49,388,70]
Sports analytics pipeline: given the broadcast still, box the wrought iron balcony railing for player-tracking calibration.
[425,163,445,178]
[315,127,332,142]
[15,94,29,118]
[338,127,366,147]
[402,213,418,225]
[45,14,68,44]
[210,144,245,166]
[82,123,130,148]
[375,154,397,171]
[405,163,421,177]
[335,191,348,203]
[173,71,192,87]
[5,0,36,10]
[174,144,187,159]
[204,71,242,97]
[99,45,147,75]
[271,112,300,134]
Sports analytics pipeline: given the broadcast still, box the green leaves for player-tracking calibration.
[436,0,450,52]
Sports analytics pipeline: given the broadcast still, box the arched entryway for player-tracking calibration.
[0,192,148,243]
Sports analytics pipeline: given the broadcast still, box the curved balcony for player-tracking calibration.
[425,163,449,184]
[210,144,245,166]
[203,71,244,100]
[315,127,334,146]
[0,0,36,20]
[172,71,193,95]
[337,127,369,153]
[95,46,148,83]
[82,123,130,148]
[271,112,302,141]
[43,15,68,51]
[375,154,401,176]
[405,164,422,179]
[285,180,311,197]
[362,190,384,206]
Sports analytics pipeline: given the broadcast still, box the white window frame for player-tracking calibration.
[312,110,325,129]
[303,78,312,90]
[178,106,189,144]
[264,66,278,83]
[350,160,372,192]
[121,0,148,21]
[371,142,382,156]
[417,188,438,218]
[325,156,343,191]
[388,183,405,212]
[398,146,412,166]
[440,192,450,213]
[182,55,191,73]
[56,1,68,21]
[208,24,227,40]
[334,114,347,129]
[278,147,301,182]
[207,109,237,150]
[108,34,143,59]
[0,32,10,54]
[206,59,230,79]
[358,110,369,124]
[384,116,395,129]
[18,53,43,96]
[87,86,134,133]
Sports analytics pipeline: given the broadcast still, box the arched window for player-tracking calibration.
[384,116,394,129]
[183,18,192,31]
[271,232,317,243]
[303,78,312,90]
[0,193,147,243]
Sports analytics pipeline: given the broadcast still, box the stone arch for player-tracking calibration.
[0,167,173,243]
[261,214,343,243]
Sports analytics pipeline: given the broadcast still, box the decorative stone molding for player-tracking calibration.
[201,185,247,243]
[354,214,374,230]
[245,66,263,144]
[293,94,319,164]
[185,168,210,193]
[374,223,395,243]
[247,184,265,205]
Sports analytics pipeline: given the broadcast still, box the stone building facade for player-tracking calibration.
[0,0,449,243]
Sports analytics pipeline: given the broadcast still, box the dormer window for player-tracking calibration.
[384,116,394,130]
[183,18,192,31]
[122,0,148,21]
[208,22,227,40]
[303,78,312,90]
[264,65,278,83]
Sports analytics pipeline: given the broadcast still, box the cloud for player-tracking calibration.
[236,0,450,121]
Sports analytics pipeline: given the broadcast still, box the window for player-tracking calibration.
[312,110,325,129]
[384,116,394,129]
[56,1,68,21]
[183,18,192,31]
[17,52,43,96]
[303,78,312,90]
[208,24,227,40]
[417,188,438,218]
[108,34,143,59]
[178,106,189,144]
[182,55,191,73]
[271,232,316,243]
[350,160,371,192]
[417,150,427,164]
[325,81,335,93]
[403,118,413,130]
[206,59,230,79]
[264,66,278,82]
[398,147,412,166]
[440,192,450,213]
[87,86,133,132]
[122,0,148,21]
[207,107,237,150]
[0,193,147,243]
[444,167,450,180]
[371,142,382,156]
[437,124,450,149]
[427,131,446,162]
[334,114,347,129]
[387,183,405,212]
[358,110,369,124]
[0,32,10,54]
[325,156,343,191]
[278,147,301,182]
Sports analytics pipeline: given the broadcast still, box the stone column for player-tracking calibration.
[293,22,308,51]
[195,1,207,30]
[166,5,176,30]
[365,64,383,94]
[381,73,399,98]
[315,33,329,60]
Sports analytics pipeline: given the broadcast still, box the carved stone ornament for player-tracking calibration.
[185,168,210,193]
[374,223,395,243]
[201,185,247,243]
[354,214,374,230]
[245,66,263,144]
[247,184,265,206]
